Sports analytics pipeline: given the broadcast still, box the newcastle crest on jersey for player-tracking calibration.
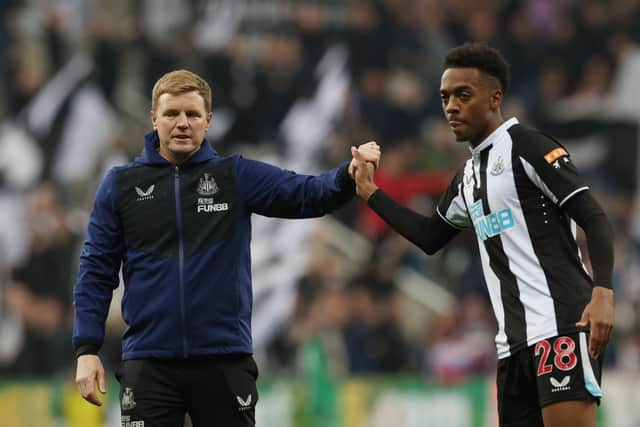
[198,173,219,196]
[490,156,505,176]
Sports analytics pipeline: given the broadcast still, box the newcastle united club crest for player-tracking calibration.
[198,173,219,196]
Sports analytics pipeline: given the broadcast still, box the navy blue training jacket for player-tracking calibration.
[73,131,355,360]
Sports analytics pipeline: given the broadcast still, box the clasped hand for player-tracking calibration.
[349,141,380,201]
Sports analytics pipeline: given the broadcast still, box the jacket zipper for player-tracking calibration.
[174,165,188,357]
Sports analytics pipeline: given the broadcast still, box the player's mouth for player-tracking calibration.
[172,134,192,140]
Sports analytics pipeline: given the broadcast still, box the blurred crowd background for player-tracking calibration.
[1,0,640,422]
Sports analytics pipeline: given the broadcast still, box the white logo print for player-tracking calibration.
[197,199,229,213]
[135,185,155,201]
[550,376,571,392]
[121,415,144,427]
[198,173,219,196]
[552,157,569,169]
[237,393,252,411]
[121,387,137,410]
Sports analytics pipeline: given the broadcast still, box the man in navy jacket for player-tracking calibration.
[73,69,380,426]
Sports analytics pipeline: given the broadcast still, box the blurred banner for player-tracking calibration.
[542,118,639,194]
[4,371,640,426]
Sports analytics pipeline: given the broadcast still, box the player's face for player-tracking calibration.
[151,91,212,164]
[440,67,502,147]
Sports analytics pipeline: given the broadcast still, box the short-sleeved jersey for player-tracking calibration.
[437,118,593,359]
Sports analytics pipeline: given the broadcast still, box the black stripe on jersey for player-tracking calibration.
[478,148,528,350]
[510,128,592,332]
[437,169,469,230]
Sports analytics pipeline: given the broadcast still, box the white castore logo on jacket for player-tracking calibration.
[135,185,155,201]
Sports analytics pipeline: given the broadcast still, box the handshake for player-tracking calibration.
[348,141,381,201]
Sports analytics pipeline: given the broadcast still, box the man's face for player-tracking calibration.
[440,67,501,147]
[150,91,212,164]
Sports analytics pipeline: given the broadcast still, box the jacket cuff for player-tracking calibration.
[75,344,100,358]
[337,162,356,191]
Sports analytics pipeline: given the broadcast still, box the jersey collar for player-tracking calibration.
[470,117,519,154]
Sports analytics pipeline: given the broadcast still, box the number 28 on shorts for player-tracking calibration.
[533,332,603,406]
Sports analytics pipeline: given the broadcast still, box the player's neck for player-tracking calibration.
[469,114,504,148]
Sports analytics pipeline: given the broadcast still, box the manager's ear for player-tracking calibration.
[150,110,157,130]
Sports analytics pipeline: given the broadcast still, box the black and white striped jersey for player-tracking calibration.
[437,117,594,359]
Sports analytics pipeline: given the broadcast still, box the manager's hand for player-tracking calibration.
[348,141,380,179]
[351,147,378,201]
[76,354,107,406]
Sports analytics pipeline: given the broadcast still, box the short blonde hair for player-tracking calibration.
[151,70,212,113]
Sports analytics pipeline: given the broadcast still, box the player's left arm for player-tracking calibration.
[515,128,614,359]
[563,191,614,359]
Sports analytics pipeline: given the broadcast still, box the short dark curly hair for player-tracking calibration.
[443,42,511,94]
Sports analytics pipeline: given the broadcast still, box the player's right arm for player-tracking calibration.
[73,168,124,405]
[352,149,464,254]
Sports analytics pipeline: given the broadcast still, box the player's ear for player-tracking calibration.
[490,89,503,112]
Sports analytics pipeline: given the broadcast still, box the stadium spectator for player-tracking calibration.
[2,183,76,376]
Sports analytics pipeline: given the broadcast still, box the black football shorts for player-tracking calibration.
[115,354,259,427]
[497,331,602,427]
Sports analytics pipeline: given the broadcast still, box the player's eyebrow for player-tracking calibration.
[440,84,474,95]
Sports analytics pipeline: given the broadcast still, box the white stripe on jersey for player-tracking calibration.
[519,156,559,203]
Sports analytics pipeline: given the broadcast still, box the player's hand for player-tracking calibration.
[348,141,380,179]
[351,147,378,201]
[75,354,107,406]
[576,286,614,359]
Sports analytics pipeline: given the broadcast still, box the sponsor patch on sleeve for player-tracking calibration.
[544,147,569,164]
